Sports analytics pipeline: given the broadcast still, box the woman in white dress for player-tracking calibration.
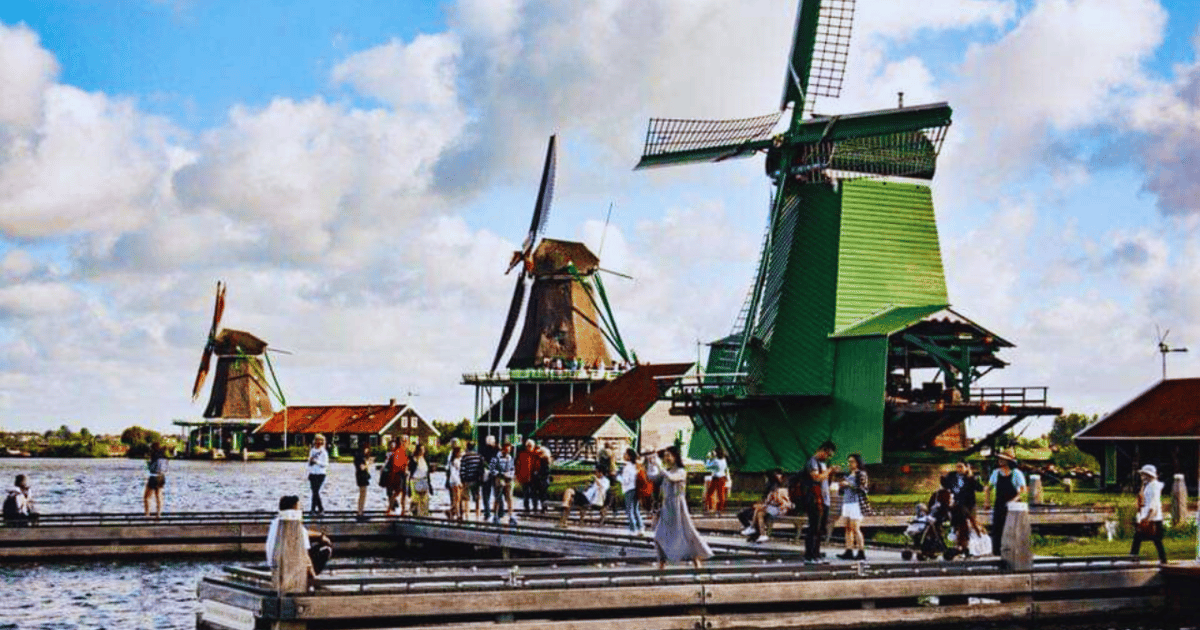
[1130,464,1167,563]
[646,445,713,569]
[447,445,464,521]
[837,453,868,560]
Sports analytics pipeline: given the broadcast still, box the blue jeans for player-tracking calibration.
[624,490,643,532]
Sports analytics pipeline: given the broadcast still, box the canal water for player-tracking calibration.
[0,457,451,629]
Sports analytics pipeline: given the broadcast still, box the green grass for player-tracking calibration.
[1033,534,1197,560]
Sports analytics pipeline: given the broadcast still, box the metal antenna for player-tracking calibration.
[898,91,904,108]
[597,202,614,258]
[1156,326,1187,380]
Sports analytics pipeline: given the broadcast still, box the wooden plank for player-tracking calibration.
[287,585,705,620]
[197,580,268,616]
[705,574,1032,604]
[703,603,1034,629]
[396,615,700,630]
[1031,567,1161,591]
[1033,596,1165,617]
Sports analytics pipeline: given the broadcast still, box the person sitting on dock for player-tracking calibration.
[3,474,39,527]
[489,441,517,525]
[266,495,333,579]
[739,469,787,539]
[559,466,611,528]
[750,469,792,544]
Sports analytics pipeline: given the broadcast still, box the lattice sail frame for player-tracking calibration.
[806,0,855,115]
[639,112,783,164]
[792,124,949,180]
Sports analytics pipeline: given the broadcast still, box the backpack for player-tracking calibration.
[377,456,392,488]
[635,465,653,501]
[2,492,19,521]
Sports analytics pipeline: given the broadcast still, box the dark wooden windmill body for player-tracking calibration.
[192,283,275,420]
[507,239,612,370]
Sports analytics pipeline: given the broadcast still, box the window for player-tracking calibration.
[350,435,358,449]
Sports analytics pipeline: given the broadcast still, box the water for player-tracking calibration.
[0,457,450,629]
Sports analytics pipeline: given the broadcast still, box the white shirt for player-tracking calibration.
[1138,479,1164,522]
[5,486,31,515]
[618,461,639,494]
[584,474,611,505]
[307,447,329,476]
[265,509,310,567]
[705,457,728,479]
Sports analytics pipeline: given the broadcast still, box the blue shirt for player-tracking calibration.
[988,467,1027,491]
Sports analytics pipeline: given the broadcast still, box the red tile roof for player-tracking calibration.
[554,363,694,422]
[533,414,630,439]
[1076,378,1200,440]
[255,403,415,435]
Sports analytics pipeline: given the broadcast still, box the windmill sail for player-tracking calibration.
[635,112,782,170]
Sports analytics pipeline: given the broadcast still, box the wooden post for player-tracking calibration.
[1000,501,1032,571]
[1029,474,1043,504]
[1171,473,1189,527]
[271,519,311,629]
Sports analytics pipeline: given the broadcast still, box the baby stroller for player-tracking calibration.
[900,489,953,561]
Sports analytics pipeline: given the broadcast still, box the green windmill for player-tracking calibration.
[637,0,1059,470]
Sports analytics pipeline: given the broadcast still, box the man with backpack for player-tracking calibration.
[4,474,39,527]
[459,441,485,520]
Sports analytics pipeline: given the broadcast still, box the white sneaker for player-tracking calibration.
[740,526,756,536]
[755,534,769,543]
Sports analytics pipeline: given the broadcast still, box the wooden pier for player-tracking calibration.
[197,555,1191,630]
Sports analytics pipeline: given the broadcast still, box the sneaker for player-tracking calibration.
[508,517,518,526]
[855,550,866,561]
[740,526,756,536]
[837,550,855,560]
[755,534,770,544]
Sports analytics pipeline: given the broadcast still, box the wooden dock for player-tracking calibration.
[197,555,1189,630]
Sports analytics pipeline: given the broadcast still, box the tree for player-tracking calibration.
[432,419,474,445]
[120,425,163,458]
[56,424,74,440]
[1049,413,1096,449]
[79,427,92,441]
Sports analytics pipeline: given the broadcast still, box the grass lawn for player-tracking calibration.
[1033,533,1198,561]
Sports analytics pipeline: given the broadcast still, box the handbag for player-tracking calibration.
[377,458,392,487]
[412,477,430,494]
[1136,519,1156,536]
[968,530,991,556]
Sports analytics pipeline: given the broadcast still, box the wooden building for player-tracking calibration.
[1076,378,1200,491]
[531,363,694,460]
[252,399,438,454]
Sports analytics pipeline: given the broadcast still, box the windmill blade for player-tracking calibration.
[191,345,213,401]
[191,281,225,401]
[522,135,557,252]
[490,274,528,374]
[634,113,782,170]
[781,0,856,115]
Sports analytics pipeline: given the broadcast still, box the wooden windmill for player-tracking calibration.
[490,135,630,372]
[637,0,1058,469]
[191,282,275,419]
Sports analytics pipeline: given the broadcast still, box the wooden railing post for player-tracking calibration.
[271,519,311,630]
[1029,474,1043,504]
[1171,473,1189,526]
[1000,501,1032,571]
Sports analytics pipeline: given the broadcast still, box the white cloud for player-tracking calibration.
[332,33,462,111]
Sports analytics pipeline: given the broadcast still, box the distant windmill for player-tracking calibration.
[1156,325,1187,380]
[490,135,633,372]
[191,282,281,420]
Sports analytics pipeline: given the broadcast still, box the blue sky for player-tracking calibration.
[1,0,1200,439]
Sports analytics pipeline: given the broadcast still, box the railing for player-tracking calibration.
[970,386,1049,406]
[655,373,749,399]
[462,367,626,384]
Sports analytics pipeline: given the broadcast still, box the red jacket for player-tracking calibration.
[514,449,540,484]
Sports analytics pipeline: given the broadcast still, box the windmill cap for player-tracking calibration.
[1139,464,1157,478]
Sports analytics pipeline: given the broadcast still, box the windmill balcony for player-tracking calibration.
[461,367,626,386]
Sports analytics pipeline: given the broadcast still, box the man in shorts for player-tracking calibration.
[558,467,610,527]
[459,442,485,520]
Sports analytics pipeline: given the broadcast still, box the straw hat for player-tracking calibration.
[996,448,1018,463]
[1138,464,1157,478]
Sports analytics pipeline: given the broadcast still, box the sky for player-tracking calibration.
[1,0,1200,440]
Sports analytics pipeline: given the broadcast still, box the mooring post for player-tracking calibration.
[1171,473,1189,526]
[271,519,311,630]
[1029,475,1043,504]
[1000,501,1032,571]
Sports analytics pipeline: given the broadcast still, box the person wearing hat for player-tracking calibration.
[984,449,1026,556]
[1130,464,1167,563]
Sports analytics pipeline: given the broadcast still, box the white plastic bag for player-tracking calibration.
[969,530,991,556]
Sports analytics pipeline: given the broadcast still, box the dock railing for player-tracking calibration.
[462,367,625,385]
[969,386,1049,406]
[655,372,749,399]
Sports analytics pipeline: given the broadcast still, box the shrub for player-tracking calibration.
[266,446,310,459]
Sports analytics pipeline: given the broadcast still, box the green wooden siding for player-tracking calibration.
[754,183,841,396]
[831,304,947,338]
[835,180,948,331]
[831,336,888,464]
